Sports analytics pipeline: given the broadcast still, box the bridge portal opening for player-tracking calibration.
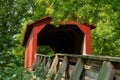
[37,24,84,54]
[23,16,95,70]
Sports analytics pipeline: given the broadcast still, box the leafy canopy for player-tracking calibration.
[0,0,120,79]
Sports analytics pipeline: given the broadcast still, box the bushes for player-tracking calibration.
[0,66,47,80]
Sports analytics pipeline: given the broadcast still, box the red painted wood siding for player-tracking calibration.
[24,17,93,70]
[66,20,91,55]
[24,17,51,70]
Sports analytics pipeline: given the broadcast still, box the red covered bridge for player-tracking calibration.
[23,16,120,80]
[23,16,95,70]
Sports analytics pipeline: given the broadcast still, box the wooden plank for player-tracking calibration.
[46,55,59,79]
[85,69,99,80]
[36,53,120,63]
[31,55,39,70]
[32,53,120,80]
[65,62,70,80]
[36,53,54,57]
[82,55,120,63]
[56,54,120,62]
[37,56,43,67]
[54,56,68,80]
[70,58,84,80]
[45,57,52,72]
[41,56,47,68]
[97,61,115,80]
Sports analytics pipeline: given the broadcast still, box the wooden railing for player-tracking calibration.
[32,53,120,80]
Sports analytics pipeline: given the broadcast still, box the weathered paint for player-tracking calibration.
[24,16,51,70]
[65,20,91,54]
[23,17,94,70]
[35,54,120,80]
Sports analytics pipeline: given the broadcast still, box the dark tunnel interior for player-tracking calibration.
[37,24,84,54]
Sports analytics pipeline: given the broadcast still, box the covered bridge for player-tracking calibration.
[23,16,95,70]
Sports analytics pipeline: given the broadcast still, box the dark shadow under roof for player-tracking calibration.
[23,16,96,54]
[23,16,51,46]
[37,24,84,54]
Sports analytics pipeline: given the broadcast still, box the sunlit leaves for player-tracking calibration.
[13,0,120,56]
[1,1,120,79]
[0,0,33,79]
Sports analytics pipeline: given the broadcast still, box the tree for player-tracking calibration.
[25,0,120,56]
[0,0,120,79]
[0,0,34,79]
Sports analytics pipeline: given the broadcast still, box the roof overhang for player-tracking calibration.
[23,16,96,47]
[23,16,51,46]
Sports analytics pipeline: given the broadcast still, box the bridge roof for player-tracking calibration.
[23,16,96,54]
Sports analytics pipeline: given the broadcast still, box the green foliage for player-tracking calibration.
[0,0,33,79]
[0,0,120,79]
[29,0,120,56]
[0,57,24,80]
[91,0,120,56]
[33,66,47,80]
[37,46,54,56]
[0,66,47,80]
